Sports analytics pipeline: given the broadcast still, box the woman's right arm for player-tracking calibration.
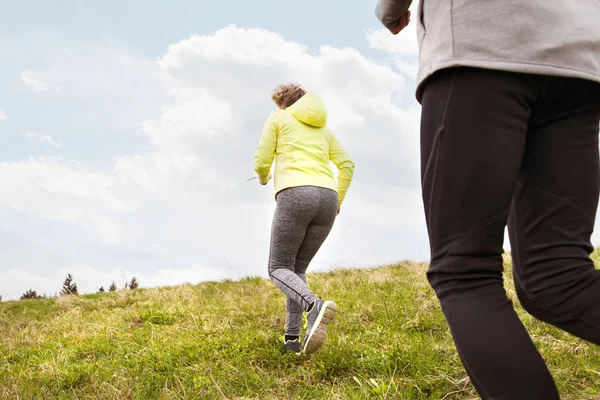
[329,134,355,207]
[253,112,279,185]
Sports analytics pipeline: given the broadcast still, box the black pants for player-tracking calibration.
[420,67,600,399]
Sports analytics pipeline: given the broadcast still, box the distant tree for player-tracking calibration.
[109,281,117,292]
[0,295,2,302]
[98,287,105,293]
[128,277,139,290]
[61,273,79,296]
[20,289,43,300]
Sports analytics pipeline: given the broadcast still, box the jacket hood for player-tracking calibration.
[287,93,328,128]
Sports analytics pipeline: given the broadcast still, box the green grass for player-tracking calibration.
[1,255,600,399]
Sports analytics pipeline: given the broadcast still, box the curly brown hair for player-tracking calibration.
[271,83,306,109]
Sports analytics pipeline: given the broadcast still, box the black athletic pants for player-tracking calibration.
[420,66,600,399]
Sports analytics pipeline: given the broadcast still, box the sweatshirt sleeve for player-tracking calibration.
[329,134,355,206]
[253,112,279,185]
[375,0,413,31]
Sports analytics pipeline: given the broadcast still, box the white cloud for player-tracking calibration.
[393,58,419,78]
[0,156,132,220]
[0,109,7,121]
[353,189,425,229]
[0,24,545,304]
[89,215,124,243]
[0,26,432,301]
[320,94,366,132]
[23,130,63,148]
[40,134,63,148]
[23,130,36,140]
[365,24,418,56]
[106,26,427,278]
[139,26,415,195]
[365,18,419,79]
[20,70,51,92]
[140,87,234,147]
[159,25,310,70]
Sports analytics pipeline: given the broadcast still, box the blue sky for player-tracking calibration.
[1,0,386,57]
[1,0,429,300]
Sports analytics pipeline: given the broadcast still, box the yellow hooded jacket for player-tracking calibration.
[253,93,355,206]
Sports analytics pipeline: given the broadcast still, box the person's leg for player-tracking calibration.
[268,187,320,312]
[420,67,559,399]
[285,188,338,339]
[285,273,306,338]
[509,78,600,342]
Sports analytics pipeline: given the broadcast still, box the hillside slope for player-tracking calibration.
[1,257,600,399]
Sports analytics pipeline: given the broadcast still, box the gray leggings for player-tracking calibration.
[268,186,338,336]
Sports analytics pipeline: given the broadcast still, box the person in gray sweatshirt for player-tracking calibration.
[375,1,600,399]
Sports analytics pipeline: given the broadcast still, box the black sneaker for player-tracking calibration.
[303,300,337,355]
[283,338,301,355]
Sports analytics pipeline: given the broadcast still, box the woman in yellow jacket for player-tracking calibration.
[254,83,355,355]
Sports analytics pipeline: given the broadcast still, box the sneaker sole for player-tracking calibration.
[303,301,337,355]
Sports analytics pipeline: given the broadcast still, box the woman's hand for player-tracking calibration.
[259,173,272,185]
[390,10,411,35]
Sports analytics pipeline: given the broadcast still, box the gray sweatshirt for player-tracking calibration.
[375,0,600,102]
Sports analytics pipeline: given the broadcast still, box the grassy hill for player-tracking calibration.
[1,256,600,399]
